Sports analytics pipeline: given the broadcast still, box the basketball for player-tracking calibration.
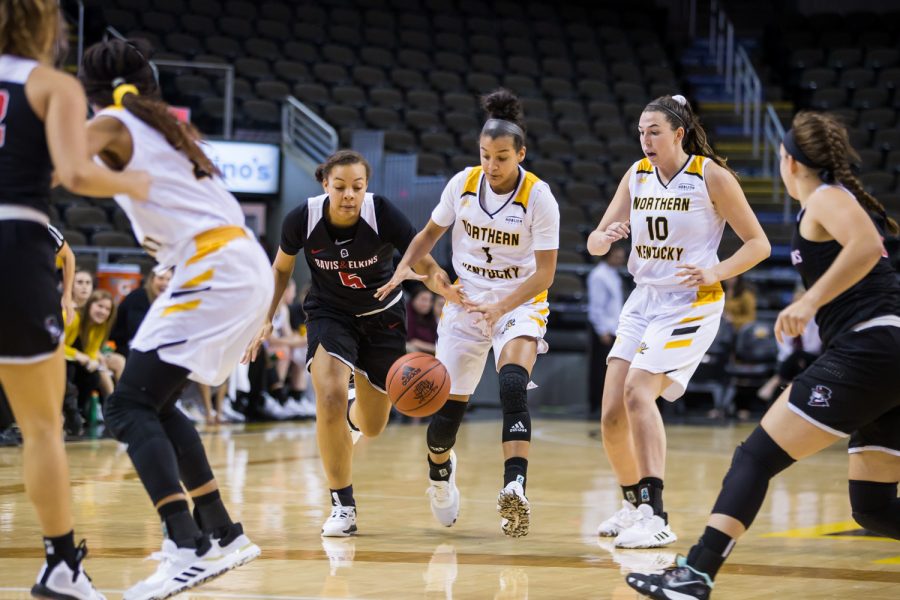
[386,352,451,417]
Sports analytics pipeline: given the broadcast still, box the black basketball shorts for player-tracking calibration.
[0,220,63,361]
[305,299,407,393]
[788,324,900,455]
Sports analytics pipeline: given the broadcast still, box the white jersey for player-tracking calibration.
[94,107,246,266]
[431,165,559,302]
[627,155,725,288]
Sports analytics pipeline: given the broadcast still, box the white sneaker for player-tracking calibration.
[122,539,226,600]
[321,537,356,575]
[214,523,261,571]
[597,538,676,575]
[261,393,288,420]
[614,503,677,548]
[497,479,530,538]
[296,396,316,418]
[597,500,639,537]
[220,398,246,423]
[32,543,106,600]
[321,493,358,537]
[427,450,460,527]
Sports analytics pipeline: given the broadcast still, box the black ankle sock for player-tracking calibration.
[638,476,665,518]
[43,530,77,570]
[504,457,528,490]
[193,489,233,538]
[331,485,355,507]
[158,500,202,548]
[428,455,452,481]
[621,483,640,505]
[686,526,735,580]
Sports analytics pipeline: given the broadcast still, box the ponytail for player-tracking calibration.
[791,111,899,236]
[644,95,738,179]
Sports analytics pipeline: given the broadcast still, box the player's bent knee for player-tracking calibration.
[427,399,467,454]
[850,480,900,539]
[712,427,795,528]
[104,385,157,443]
[499,364,530,443]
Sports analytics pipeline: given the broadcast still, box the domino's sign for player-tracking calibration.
[204,140,280,195]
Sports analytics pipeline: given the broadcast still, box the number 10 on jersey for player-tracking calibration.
[645,216,669,241]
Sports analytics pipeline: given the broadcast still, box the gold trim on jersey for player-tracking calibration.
[664,339,693,349]
[162,299,201,316]
[512,170,540,212]
[692,282,724,307]
[180,268,214,289]
[685,156,705,179]
[678,315,705,324]
[635,158,654,174]
[461,166,482,197]
[532,290,548,304]
[186,225,247,266]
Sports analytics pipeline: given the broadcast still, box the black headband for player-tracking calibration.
[646,103,689,131]
[782,128,820,168]
[482,118,525,143]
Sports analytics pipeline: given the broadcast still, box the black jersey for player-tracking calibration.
[0,56,51,215]
[280,193,417,316]
[792,202,900,346]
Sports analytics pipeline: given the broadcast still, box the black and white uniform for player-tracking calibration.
[280,193,416,392]
[0,55,63,363]
[788,185,900,456]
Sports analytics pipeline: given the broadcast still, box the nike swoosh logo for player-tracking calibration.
[388,322,401,329]
[336,239,353,245]
[311,248,325,254]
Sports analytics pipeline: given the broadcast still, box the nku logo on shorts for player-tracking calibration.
[808,385,832,408]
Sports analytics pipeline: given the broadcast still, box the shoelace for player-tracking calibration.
[427,481,451,503]
[72,540,91,584]
[329,506,354,520]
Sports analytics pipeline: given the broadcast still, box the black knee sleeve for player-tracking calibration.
[160,405,214,490]
[427,399,467,454]
[849,480,900,540]
[106,386,184,504]
[711,427,796,529]
[499,364,530,443]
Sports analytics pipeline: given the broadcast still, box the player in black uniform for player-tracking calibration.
[244,150,460,536]
[0,3,148,598]
[626,111,900,599]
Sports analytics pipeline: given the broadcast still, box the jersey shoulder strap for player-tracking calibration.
[512,169,542,212]
[461,166,482,197]
[306,193,326,238]
[684,155,706,180]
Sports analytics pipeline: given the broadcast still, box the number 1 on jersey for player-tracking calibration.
[645,216,669,241]
[339,271,365,289]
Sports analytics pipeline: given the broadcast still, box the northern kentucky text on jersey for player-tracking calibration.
[461,219,520,246]
[461,262,521,279]
[632,197,692,211]
[314,255,379,270]
[633,245,685,261]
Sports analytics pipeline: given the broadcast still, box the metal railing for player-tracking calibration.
[102,27,235,139]
[762,103,791,220]
[709,0,762,156]
[282,96,338,166]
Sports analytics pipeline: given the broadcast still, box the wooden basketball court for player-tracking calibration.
[0,420,897,598]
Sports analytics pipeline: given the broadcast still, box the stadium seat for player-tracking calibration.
[91,231,137,248]
[245,38,280,62]
[180,14,216,37]
[256,80,291,102]
[242,100,281,128]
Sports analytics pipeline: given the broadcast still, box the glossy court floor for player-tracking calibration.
[0,420,897,599]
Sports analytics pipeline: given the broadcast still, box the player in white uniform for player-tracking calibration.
[377,89,560,538]
[79,39,271,600]
[588,95,770,548]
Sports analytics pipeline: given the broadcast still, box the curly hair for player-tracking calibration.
[0,0,59,61]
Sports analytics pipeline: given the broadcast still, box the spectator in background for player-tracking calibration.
[72,268,93,310]
[109,267,172,358]
[587,244,627,415]
[723,274,756,331]
[757,288,822,404]
[261,278,311,419]
[406,285,438,355]
[65,290,120,417]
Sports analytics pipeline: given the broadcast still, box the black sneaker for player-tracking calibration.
[0,426,20,447]
[625,555,713,599]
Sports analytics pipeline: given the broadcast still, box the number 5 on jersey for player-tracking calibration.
[339,271,365,289]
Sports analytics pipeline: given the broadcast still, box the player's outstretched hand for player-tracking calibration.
[241,320,273,364]
[774,297,815,343]
[675,263,718,287]
[427,270,466,304]
[374,264,427,301]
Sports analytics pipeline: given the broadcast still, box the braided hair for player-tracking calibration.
[79,38,219,178]
[791,111,898,235]
[644,95,737,178]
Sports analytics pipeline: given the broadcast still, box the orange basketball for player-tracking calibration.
[386,353,451,417]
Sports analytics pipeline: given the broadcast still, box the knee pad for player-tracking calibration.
[712,427,795,528]
[499,364,530,443]
[427,399,467,454]
[850,480,900,540]
[104,383,161,445]
[160,406,214,490]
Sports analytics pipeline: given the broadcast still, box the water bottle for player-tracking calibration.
[88,391,100,428]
